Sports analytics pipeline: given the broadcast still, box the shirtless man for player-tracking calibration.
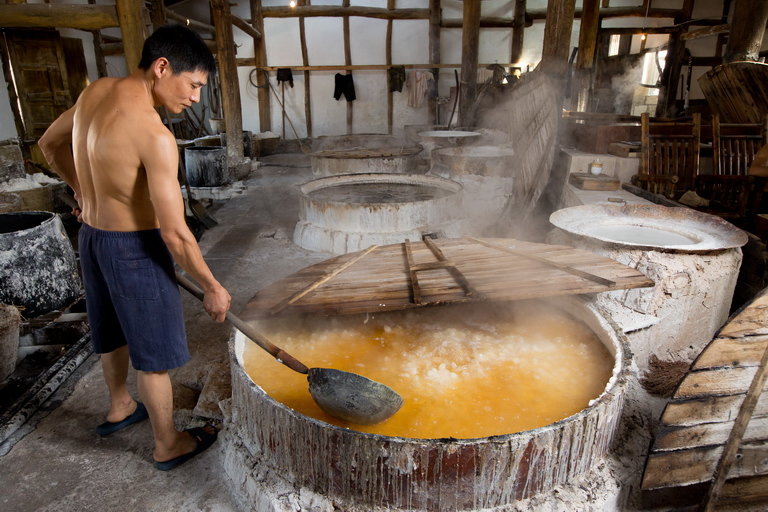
[39,25,231,471]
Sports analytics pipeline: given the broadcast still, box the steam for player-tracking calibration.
[610,59,644,114]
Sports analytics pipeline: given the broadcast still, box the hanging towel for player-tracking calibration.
[406,71,434,108]
[334,73,356,102]
[388,66,406,93]
[276,68,294,88]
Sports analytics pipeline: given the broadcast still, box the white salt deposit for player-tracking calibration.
[0,173,61,192]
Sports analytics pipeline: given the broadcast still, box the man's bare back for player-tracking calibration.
[73,76,168,231]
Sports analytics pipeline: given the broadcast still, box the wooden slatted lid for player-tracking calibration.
[641,287,768,510]
[241,237,654,319]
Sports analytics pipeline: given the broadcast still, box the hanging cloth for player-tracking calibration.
[406,70,434,108]
[334,73,356,102]
[276,68,294,88]
[388,66,406,93]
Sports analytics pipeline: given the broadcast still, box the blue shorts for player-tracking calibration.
[78,223,190,372]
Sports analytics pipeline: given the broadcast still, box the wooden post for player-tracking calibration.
[539,0,576,76]
[657,0,693,117]
[459,0,481,127]
[88,0,108,78]
[386,0,395,134]
[510,0,526,64]
[725,0,768,62]
[115,0,147,72]
[251,0,271,133]
[428,0,441,125]
[573,0,600,111]
[210,0,244,164]
[299,0,312,138]
[343,0,353,134]
[147,0,165,29]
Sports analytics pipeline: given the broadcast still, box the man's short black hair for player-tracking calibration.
[138,24,216,75]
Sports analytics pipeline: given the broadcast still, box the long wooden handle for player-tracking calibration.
[175,272,309,374]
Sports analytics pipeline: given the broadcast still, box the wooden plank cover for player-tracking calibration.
[641,287,768,509]
[241,237,653,318]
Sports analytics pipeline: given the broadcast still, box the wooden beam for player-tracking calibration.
[89,0,108,78]
[148,0,165,29]
[387,0,395,134]
[459,0,481,127]
[725,0,768,62]
[210,0,244,163]
[657,0,693,116]
[115,0,148,73]
[529,6,681,20]
[251,0,270,132]
[240,62,517,70]
[343,0,353,135]
[510,0,526,64]
[428,0,441,125]
[540,0,577,76]
[101,38,218,57]
[442,17,515,29]
[163,8,215,34]
[0,33,24,137]
[260,6,428,20]
[298,0,311,138]
[231,13,262,40]
[680,24,729,41]
[0,4,119,30]
[576,0,600,70]
[605,26,681,35]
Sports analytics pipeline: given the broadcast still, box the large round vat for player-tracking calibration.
[548,204,748,372]
[310,135,423,176]
[403,124,448,143]
[429,145,522,235]
[0,212,81,318]
[293,173,463,254]
[226,295,630,510]
[431,145,516,177]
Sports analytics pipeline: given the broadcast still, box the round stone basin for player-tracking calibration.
[418,130,481,144]
[228,295,630,510]
[310,134,422,176]
[431,145,516,177]
[293,173,463,254]
[550,204,748,252]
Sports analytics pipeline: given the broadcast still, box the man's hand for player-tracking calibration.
[71,190,83,222]
[203,284,231,323]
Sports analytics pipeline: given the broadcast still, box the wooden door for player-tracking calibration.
[3,30,72,138]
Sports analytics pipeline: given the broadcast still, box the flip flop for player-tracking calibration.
[95,402,149,436]
[154,426,218,471]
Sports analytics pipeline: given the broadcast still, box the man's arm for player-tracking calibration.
[142,129,231,322]
[39,106,80,197]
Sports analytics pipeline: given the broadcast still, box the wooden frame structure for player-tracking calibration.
[1,1,767,141]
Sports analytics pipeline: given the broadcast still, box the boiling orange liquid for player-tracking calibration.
[242,302,613,439]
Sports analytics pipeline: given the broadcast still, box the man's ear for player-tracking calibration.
[152,57,171,79]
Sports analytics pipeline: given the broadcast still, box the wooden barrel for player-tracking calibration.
[226,295,631,510]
